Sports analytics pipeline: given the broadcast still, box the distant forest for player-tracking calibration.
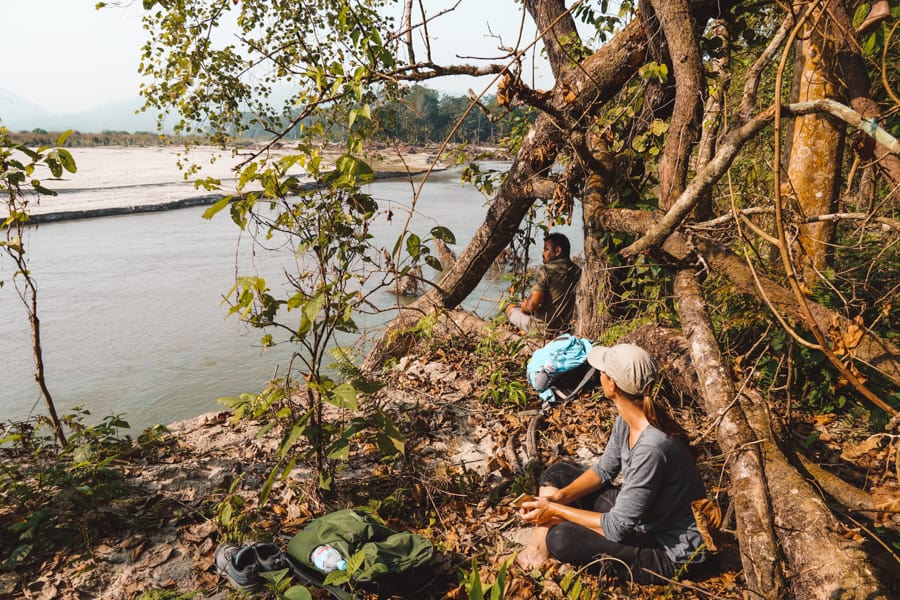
[8,86,531,149]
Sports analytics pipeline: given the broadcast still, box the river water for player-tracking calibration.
[1,148,582,432]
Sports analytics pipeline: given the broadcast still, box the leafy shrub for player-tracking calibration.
[0,410,156,571]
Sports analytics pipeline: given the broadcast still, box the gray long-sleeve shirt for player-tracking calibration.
[591,416,707,565]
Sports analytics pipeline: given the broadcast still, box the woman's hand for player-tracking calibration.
[518,496,563,527]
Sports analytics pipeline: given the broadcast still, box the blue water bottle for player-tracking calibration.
[311,544,347,573]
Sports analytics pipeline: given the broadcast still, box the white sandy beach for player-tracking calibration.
[12,145,443,217]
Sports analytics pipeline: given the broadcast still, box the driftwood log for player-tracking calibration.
[674,269,786,597]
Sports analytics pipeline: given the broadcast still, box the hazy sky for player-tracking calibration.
[0,0,560,115]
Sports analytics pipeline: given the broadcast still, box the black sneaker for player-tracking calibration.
[214,543,262,593]
[251,542,288,572]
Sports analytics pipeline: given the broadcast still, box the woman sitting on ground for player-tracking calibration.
[515,343,708,583]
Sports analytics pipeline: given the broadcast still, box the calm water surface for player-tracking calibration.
[2,164,580,432]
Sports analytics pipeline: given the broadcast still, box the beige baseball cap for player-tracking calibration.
[587,343,658,396]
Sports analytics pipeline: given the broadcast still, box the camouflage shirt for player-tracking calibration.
[530,257,582,334]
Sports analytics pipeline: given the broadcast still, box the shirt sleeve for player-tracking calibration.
[600,442,668,543]
[530,265,550,296]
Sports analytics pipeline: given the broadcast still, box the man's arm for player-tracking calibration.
[504,288,544,316]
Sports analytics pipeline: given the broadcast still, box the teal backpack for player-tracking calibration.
[526,334,596,404]
[286,509,433,582]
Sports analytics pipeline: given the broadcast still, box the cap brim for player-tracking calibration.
[587,346,610,371]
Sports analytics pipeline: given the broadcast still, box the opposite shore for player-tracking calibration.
[11,144,472,224]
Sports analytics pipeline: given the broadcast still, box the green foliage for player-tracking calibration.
[475,331,529,408]
[460,161,507,198]
[0,410,150,571]
[479,371,528,408]
[259,567,313,600]
[1,127,77,269]
[558,567,601,599]
[139,0,399,141]
[200,122,414,493]
[459,557,511,600]
[214,474,254,543]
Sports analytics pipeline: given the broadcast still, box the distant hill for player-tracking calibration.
[0,87,50,129]
[0,88,170,134]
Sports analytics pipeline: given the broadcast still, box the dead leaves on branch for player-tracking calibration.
[828,314,869,385]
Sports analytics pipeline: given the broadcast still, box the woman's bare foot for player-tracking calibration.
[515,544,549,570]
[859,0,891,35]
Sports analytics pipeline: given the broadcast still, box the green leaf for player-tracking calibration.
[56,129,72,146]
[260,461,281,504]
[468,558,484,600]
[46,155,63,178]
[304,292,325,325]
[8,544,32,569]
[346,548,366,574]
[31,182,57,196]
[259,568,290,585]
[406,233,422,259]
[425,254,443,272]
[280,414,311,457]
[283,586,313,600]
[202,196,231,219]
[56,148,76,173]
[15,145,41,160]
[430,225,455,244]
[324,569,351,586]
[328,383,358,410]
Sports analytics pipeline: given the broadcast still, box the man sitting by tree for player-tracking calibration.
[505,232,582,336]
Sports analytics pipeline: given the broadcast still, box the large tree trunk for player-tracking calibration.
[621,324,704,404]
[739,387,887,599]
[786,2,845,287]
[577,134,620,338]
[830,0,900,187]
[674,268,786,597]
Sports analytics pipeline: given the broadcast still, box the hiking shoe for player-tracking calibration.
[251,542,288,572]
[215,543,262,592]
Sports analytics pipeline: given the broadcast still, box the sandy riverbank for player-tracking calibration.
[12,144,454,222]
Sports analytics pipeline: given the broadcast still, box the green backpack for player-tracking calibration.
[286,509,433,581]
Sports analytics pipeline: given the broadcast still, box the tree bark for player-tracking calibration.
[577,133,619,338]
[694,19,729,221]
[739,387,887,599]
[831,0,900,186]
[674,268,786,597]
[786,2,845,287]
[523,0,578,79]
[621,324,704,404]
[647,0,703,210]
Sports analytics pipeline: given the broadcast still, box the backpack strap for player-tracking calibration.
[553,366,596,402]
[541,366,597,413]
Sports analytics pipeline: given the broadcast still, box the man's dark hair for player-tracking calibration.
[544,232,571,258]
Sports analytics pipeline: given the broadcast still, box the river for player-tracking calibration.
[2,147,582,432]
